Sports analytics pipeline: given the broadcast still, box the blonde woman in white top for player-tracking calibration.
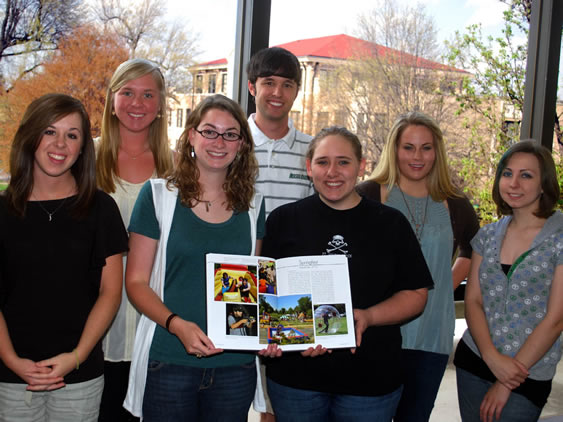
[96,58,173,421]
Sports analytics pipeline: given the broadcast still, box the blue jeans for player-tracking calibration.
[267,378,402,422]
[142,360,256,422]
[394,349,449,422]
[456,367,542,422]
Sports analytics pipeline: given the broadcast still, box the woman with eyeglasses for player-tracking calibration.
[123,94,264,421]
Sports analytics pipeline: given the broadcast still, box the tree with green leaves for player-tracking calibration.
[297,296,312,318]
[445,0,561,222]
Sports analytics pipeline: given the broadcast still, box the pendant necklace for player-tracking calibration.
[32,194,68,222]
[120,145,150,160]
[198,192,223,212]
[398,186,429,243]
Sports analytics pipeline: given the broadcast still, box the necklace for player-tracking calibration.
[398,186,429,243]
[120,145,150,160]
[197,193,224,212]
[32,194,68,222]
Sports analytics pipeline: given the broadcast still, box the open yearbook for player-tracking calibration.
[206,253,356,352]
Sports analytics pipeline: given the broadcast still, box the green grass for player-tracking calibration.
[0,183,7,191]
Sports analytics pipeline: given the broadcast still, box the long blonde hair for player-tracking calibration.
[370,111,459,201]
[96,58,173,193]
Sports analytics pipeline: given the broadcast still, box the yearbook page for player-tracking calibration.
[206,253,356,351]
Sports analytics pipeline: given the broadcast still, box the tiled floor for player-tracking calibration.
[249,318,563,421]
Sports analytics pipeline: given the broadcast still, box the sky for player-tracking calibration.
[167,0,514,63]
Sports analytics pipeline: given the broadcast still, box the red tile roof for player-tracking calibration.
[197,34,467,73]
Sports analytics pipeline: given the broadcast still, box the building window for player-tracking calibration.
[357,113,368,136]
[208,73,216,93]
[290,111,301,130]
[315,112,329,133]
[221,73,227,93]
[195,74,203,93]
[177,109,183,128]
[334,110,347,127]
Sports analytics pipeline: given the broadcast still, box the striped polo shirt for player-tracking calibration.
[249,114,314,217]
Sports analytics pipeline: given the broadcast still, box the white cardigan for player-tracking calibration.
[123,179,262,417]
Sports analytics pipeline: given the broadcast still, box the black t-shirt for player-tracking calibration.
[262,194,433,396]
[0,191,128,384]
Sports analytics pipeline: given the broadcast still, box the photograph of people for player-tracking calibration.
[0,94,128,421]
[258,260,276,294]
[227,305,257,337]
[96,57,173,422]
[123,94,265,421]
[454,140,562,422]
[221,272,234,294]
[357,111,480,422]
[259,126,433,421]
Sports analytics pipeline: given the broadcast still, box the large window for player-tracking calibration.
[177,109,183,128]
[208,74,217,93]
[195,74,203,94]
[290,111,302,130]
[221,73,228,93]
[315,112,329,133]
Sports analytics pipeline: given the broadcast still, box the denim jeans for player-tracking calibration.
[394,349,449,422]
[456,367,542,422]
[0,376,103,422]
[267,378,402,422]
[142,360,256,422]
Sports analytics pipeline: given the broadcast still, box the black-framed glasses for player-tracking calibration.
[195,128,242,142]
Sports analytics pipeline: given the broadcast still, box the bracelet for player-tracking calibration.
[165,313,178,332]
[73,348,79,370]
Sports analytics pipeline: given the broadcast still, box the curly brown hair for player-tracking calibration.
[170,95,258,211]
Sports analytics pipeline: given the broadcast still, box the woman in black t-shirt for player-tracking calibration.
[260,126,432,422]
[0,94,127,422]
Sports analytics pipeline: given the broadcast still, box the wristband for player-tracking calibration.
[165,313,178,332]
[73,348,79,370]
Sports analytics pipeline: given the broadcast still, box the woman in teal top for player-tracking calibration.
[124,95,265,421]
[357,111,479,422]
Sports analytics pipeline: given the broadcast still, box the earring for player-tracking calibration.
[111,110,116,116]
[190,146,195,158]
[157,113,161,119]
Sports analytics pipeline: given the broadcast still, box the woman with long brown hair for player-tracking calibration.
[0,94,127,421]
[123,94,264,421]
[455,140,562,422]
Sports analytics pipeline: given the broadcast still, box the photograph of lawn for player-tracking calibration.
[258,294,315,346]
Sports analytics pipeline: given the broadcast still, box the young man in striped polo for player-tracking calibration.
[247,47,314,217]
[247,47,314,422]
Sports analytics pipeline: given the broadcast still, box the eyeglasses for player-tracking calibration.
[195,128,242,142]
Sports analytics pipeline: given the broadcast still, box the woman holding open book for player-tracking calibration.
[260,126,432,421]
[123,94,265,421]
